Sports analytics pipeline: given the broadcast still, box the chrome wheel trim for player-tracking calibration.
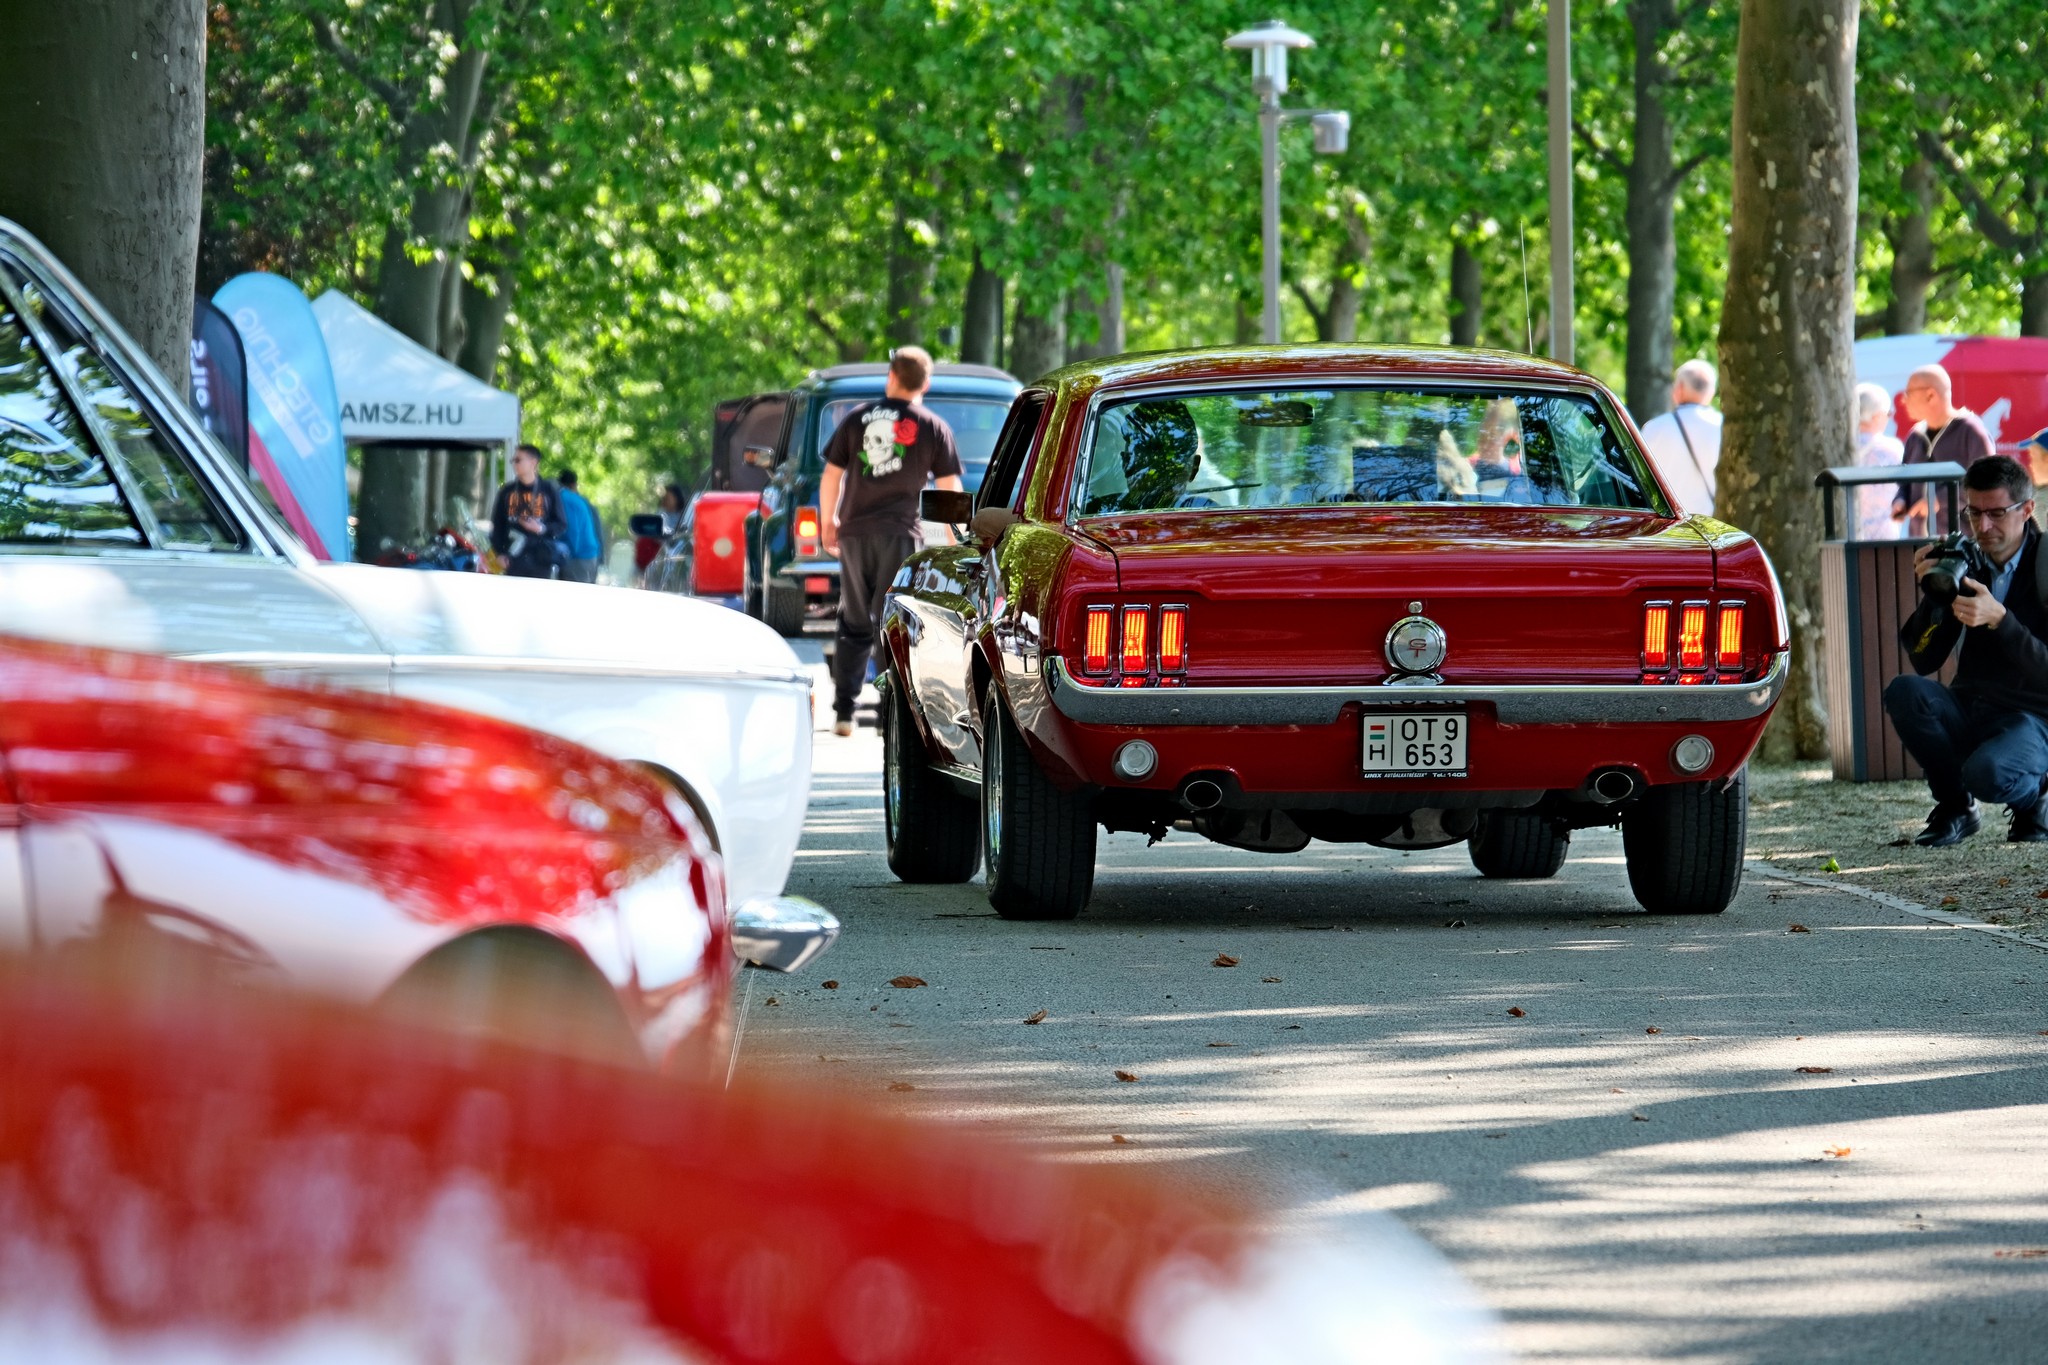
[983,706,1004,875]
[883,695,903,844]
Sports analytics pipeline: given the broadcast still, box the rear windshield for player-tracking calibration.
[1077,386,1664,516]
[815,396,1011,492]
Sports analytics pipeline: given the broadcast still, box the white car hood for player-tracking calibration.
[313,564,807,681]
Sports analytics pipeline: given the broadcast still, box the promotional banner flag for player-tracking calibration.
[213,273,349,560]
[188,295,249,472]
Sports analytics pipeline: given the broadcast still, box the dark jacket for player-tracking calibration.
[489,477,568,577]
[1900,525,2048,719]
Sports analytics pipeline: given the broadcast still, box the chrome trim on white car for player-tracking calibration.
[182,650,811,687]
[1044,651,1789,727]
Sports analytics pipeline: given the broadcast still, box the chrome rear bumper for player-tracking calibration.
[777,559,841,580]
[1045,653,1788,727]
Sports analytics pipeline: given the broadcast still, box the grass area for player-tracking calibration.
[1748,764,2048,936]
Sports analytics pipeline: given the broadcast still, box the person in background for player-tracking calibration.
[818,345,963,737]
[1853,382,1906,541]
[556,469,604,584]
[1894,363,1994,535]
[1636,360,1723,517]
[488,444,567,579]
[2021,428,2048,531]
[658,483,689,536]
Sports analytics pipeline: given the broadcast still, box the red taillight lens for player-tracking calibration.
[1716,603,1744,670]
[1642,603,1671,670]
[1121,606,1149,676]
[1678,603,1709,671]
[1158,606,1187,672]
[1083,607,1113,674]
[795,505,821,555]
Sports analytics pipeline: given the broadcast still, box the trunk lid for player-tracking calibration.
[1082,506,1715,686]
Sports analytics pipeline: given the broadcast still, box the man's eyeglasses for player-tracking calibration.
[1963,502,2031,524]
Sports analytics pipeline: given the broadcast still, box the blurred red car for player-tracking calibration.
[0,635,835,1071]
[0,971,1500,1363]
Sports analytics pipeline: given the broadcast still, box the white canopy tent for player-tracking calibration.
[310,290,520,482]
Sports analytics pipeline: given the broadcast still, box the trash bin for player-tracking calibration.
[1815,460,1966,781]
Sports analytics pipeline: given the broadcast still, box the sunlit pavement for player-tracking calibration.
[757,643,2048,1363]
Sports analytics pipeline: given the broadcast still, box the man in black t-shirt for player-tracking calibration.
[818,346,964,734]
[489,443,568,578]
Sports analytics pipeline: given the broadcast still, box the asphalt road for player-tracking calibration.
[753,643,2048,1363]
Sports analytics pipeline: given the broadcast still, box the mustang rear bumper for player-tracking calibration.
[1044,652,1788,727]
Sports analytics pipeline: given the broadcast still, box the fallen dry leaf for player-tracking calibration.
[1998,877,2013,887]
[1506,1007,1527,1017]
[1788,924,1811,933]
[1114,1069,1140,1083]
[888,975,928,989]
[1825,1146,1852,1158]
[1609,1087,1626,1094]
[888,1082,916,1092]
[1797,1066,1834,1074]
[821,980,839,990]
[1111,1134,1131,1145]
[1645,1026,1663,1035]
[763,997,780,1007]
[1206,1041,1235,1048]
[2038,890,2048,900]
[1940,896,1960,907]
[1261,976,1283,983]
[1631,1113,1650,1122]
[1024,1008,1049,1025]
[1994,1248,2048,1259]
[1213,953,1240,967]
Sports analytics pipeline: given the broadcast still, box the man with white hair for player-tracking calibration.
[1637,359,1723,516]
[1894,363,1993,535]
[1853,382,1906,540]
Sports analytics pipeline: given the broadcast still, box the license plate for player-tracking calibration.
[1362,712,1468,777]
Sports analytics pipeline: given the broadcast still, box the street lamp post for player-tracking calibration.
[1224,20,1349,345]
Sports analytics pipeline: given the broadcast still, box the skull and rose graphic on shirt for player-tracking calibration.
[859,407,921,478]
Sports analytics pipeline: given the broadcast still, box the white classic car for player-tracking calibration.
[0,218,811,907]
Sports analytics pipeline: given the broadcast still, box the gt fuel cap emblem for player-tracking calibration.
[1385,614,1447,675]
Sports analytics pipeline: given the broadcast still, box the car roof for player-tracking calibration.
[808,361,1018,383]
[799,363,1021,400]
[1035,343,1605,395]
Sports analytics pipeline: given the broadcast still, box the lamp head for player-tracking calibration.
[1223,19,1315,98]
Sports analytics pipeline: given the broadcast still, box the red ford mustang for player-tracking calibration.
[0,635,836,1071]
[881,346,1787,921]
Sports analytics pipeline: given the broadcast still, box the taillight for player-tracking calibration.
[1678,602,1709,672]
[1158,605,1188,672]
[1121,607,1149,679]
[1084,606,1113,675]
[1642,602,1671,671]
[795,505,821,556]
[1716,602,1744,671]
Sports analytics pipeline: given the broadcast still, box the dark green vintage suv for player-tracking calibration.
[742,362,1020,635]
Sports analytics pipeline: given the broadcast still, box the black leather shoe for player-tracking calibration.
[2010,806,2048,843]
[1914,801,1980,847]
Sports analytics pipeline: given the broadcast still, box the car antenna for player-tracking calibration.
[1519,221,1535,355]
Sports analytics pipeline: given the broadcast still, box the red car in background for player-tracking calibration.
[0,635,836,1071]
[882,346,1787,921]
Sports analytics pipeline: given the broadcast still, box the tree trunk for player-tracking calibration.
[1010,293,1066,382]
[884,199,932,348]
[0,0,207,380]
[1717,0,1859,763]
[961,251,1004,365]
[1096,262,1126,357]
[1883,158,1935,334]
[1624,0,1680,419]
[1449,240,1483,346]
[1234,297,1258,345]
[2024,273,2048,339]
[356,448,428,561]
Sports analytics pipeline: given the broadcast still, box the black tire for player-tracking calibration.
[981,689,1095,920]
[763,579,807,636]
[1622,767,1748,915]
[1469,810,1569,879]
[742,557,764,619]
[882,674,980,883]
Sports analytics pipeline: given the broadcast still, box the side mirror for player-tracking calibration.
[742,445,778,470]
[970,506,1020,546]
[730,897,840,973]
[628,513,663,538]
[921,488,974,524]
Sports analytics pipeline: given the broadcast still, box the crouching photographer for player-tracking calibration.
[1885,456,2048,846]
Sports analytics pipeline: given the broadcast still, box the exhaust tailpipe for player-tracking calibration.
[1588,767,1641,805]
[1179,778,1225,812]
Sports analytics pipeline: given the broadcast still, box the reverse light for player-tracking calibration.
[1716,603,1745,671]
[1084,606,1114,675]
[1121,606,1150,677]
[794,505,822,556]
[1158,605,1188,672]
[1678,602,1709,672]
[1642,602,1671,671]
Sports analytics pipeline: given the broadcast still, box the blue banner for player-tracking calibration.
[213,273,349,560]
[189,295,248,472]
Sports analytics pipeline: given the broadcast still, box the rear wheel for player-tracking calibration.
[381,930,640,1065]
[763,579,807,636]
[1468,810,1569,879]
[1623,768,1747,915]
[882,674,980,883]
[982,689,1095,921]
